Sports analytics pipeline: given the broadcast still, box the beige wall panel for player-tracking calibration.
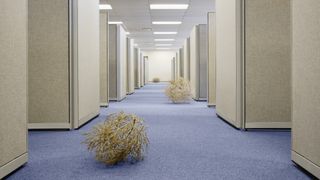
[171,58,176,81]
[183,39,190,81]
[245,0,291,127]
[109,25,127,100]
[109,25,117,99]
[77,0,100,126]
[118,25,127,100]
[175,52,180,79]
[215,0,241,128]
[190,26,199,99]
[134,48,141,88]
[0,0,28,177]
[208,12,216,106]
[127,38,135,94]
[99,11,109,106]
[190,25,208,100]
[199,24,208,100]
[28,0,70,124]
[292,0,320,178]
[140,53,145,86]
[179,48,184,78]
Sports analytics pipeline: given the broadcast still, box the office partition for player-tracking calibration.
[0,0,28,178]
[190,25,208,101]
[171,58,176,81]
[127,38,135,94]
[207,12,216,107]
[215,0,291,129]
[100,11,109,107]
[28,0,100,129]
[179,48,184,78]
[291,0,320,178]
[144,57,149,84]
[109,24,127,101]
[134,48,141,88]
[140,53,145,87]
[183,38,191,81]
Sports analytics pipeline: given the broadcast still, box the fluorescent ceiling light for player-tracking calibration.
[134,44,138,46]
[156,48,171,50]
[153,32,177,35]
[155,44,173,46]
[99,4,112,10]
[152,21,182,25]
[150,4,189,10]
[126,32,130,35]
[108,21,123,24]
[154,39,175,41]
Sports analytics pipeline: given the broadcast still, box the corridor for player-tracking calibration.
[8,83,308,180]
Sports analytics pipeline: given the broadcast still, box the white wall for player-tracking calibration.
[143,51,176,82]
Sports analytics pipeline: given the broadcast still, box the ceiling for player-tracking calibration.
[102,0,215,50]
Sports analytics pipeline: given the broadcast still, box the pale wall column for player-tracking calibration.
[0,0,28,178]
[291,0,320,178]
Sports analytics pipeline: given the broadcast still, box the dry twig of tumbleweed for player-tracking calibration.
[165,78,192,103]
[83,112,149,165]
[153,77,160,83]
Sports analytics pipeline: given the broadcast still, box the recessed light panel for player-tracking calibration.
[152,21,182,25]
[155,44,173,46]
[108,21,123,24]
[154,39,175,42]
[99,4,112,10]
[150,4,189,10]
[153,32,177,35]
[156,48,171,50]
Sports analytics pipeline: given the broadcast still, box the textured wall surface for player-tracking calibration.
[179,48,184,78]
[0,0,28,167]
[199,24,208,99]
[99,11,109,105]
[140,53,145,86]
[109,25,117,99]
[208,12,216,106]
[190,26,199,99]
[215,0,240,127]
[183,39,190,81]
[118,25,127,100]
[134,48,141,88]
[190,25,208,100]
[28,0,70,124]
[77,0,100,125]
[245,0,291,126]
[127,38,135,94]
[292,0,320,178]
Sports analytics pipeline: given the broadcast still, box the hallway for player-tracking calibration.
[8,83,308,180]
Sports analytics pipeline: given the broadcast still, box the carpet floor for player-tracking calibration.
[7,83,311,180]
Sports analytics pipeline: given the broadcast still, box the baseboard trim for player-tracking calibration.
[28,122,71,130]
[292,150,320,179]
[192,98,207,102]
[245,122,291,129]
[77,110,100,129]
[0,153,28,179]
[207,104,216,107]
[216,111,242,129]
[100,102,109,107]
[110,96,126,102]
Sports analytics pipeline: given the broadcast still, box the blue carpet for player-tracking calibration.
[7,83,310,180]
